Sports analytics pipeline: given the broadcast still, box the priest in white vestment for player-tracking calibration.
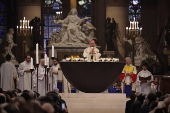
[33,59,46,96]
[136,63,153,95]
[51,58,60,90]
[18,55,33,91]
[83,40,101,62]
[0,54,18,91]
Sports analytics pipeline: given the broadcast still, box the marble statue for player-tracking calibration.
[124,36,156,66]
[2,28,18,65]
[2,28,17,60]
[135,36,155,59]
[105,17,116,51]
[50,8,92,46]
[82,22,96,40]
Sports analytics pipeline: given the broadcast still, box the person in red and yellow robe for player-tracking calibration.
[120,57,137,97]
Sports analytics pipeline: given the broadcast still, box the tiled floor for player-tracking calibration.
[60,93,128,113]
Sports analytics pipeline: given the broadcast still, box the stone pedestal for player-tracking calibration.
[103,51,115,58]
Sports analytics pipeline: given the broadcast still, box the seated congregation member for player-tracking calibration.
[130,93,146,113]
[83,40,101,62]
[136,63,153,95]
[108,82,117,93]
[140,92,157,113]
[125,92,136,113]
[115,84,122,93]
[151,78,160,93]
[120,57,137,97]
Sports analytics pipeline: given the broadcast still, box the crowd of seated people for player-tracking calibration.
[0,88,68,113]
[125,91,170,113]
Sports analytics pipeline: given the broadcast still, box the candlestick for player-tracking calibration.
[52,45,54,57]
[20,26,22,33]
[140,28,142,35]
[47,57,49,68]
[45,54,47,65]
[31,26,33,34]
[20,20,22,26]
[17,26,18,33]
[36,43,39,64]
[28,20,29,28]
[30,57,34,69]
[126,27,128,34]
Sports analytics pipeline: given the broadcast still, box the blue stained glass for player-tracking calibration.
[0,3,7,38]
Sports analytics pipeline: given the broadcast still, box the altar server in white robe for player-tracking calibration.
[51,58,59,90]
[83,40,101,62]
[0,54,18,91]
[33,59,46,96]
[136,63,153,95]
[18,55,33,91]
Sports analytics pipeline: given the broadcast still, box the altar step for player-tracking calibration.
[60,93,127,113]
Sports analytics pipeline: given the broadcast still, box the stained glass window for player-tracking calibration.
[0,3,7,43]
[77,0,91,22]
[129,0,141,21]
[43,0,62,53]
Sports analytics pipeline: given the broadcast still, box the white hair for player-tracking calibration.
[125,57,131,61]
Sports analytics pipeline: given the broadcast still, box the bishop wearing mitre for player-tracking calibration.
[83,40,101,62]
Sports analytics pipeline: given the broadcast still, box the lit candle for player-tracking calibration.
[140,27,142,35]
[28,20,29,28]
[26,26,27,33]
[20,26,22,33]
[23,20,24,29]
[36,43,39,64]
[134,22,136,29]
[30,57,34,69]
[47,57,49,68]
[126,27,128,34]
[52,45,54,57]
[129,28,131,34]
[137,22,139,29]
[17,26,18,33]
[44,54,47,66]
[24,17,25,20]
[31,26,33,34]
[130,21,132,28]
[20,20,22,26]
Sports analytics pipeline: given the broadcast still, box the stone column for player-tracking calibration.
[106,0,129,60]
[91,0,106,55]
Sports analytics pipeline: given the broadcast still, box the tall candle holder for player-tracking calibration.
[47,67,50,91]
[30,68,34,90]
[36,64,39,93]
[17,17,33,60]
[44,65,47,94]
[125,18,142,64]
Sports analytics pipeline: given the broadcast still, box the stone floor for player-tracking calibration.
[60,93,128,113]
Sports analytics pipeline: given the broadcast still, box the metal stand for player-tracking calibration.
[30,69,34,90]
[36,64,39,92]
[44,65,47,94]
[47,67,50,92]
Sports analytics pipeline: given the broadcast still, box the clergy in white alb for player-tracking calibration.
[136,63,153,95]
[18,55,33,91]
[0,54,18,91]
[50,58,59,90]
[33,59,46,96]
[83,40,101,62]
